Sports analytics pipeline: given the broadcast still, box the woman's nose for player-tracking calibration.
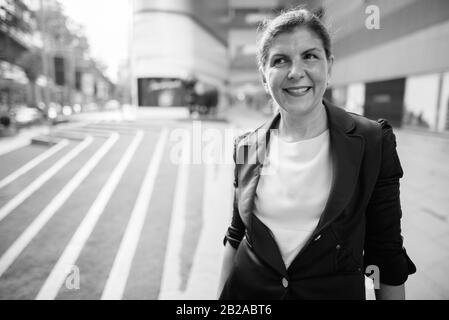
[287,61,306,80]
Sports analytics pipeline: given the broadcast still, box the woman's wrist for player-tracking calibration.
[375,283,405,300]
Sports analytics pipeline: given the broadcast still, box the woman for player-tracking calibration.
[218,7,416,300]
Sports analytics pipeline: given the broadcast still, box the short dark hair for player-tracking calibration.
[256,7,332,69]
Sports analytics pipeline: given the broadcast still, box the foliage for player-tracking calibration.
[37,1,90,54]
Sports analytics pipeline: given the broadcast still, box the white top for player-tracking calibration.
[254,129,333,269]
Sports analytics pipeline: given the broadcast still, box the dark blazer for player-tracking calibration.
[220,100,416,300]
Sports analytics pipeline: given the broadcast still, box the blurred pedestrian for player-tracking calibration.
[202,87,219,116]
[218,7,416,300]
[184,75,198,116]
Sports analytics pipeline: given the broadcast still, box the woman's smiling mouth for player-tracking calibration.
[283,86,312,97]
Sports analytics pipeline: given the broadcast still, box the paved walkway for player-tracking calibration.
[0,126,50,156]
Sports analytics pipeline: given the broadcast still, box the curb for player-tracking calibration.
[0,125,51,156]
[31,135,66,146]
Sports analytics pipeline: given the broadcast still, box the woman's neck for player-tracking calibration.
[278,102,328,142]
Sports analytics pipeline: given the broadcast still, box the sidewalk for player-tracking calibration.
[0,125,51,156]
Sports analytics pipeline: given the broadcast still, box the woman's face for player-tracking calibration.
[261,27,333,117]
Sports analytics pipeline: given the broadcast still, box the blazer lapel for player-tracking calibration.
[236,113,280,226]
[311,101,365,237]
[237,113,287,275]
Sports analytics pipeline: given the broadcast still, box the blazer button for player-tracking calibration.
[336,244,341,250]
[282,277,289,288]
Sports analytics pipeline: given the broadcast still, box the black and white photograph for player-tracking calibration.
[0,0,448,304]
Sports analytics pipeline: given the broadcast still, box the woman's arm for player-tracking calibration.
[217,242,237,298]
[375,283,405,300]
[217,135,247,298]
[364,120,416,298]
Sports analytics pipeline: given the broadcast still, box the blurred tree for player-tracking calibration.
[37,2,91,54]
[16,49,42,110]
[37,2,72,48]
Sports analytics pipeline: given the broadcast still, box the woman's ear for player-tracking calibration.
[327,55,334,79]
[259,68,269,93]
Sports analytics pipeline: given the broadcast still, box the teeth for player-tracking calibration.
[286,87,310,94]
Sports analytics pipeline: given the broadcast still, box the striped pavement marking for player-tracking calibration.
[0,133,119,278]
[61,128,119,137]
[86,124,138,133]
[181,163,233,299]
[101,129,168,300]
[159,136,234,300]
[158,131,191,299]
[0,139,70,190]
[0,136,94,223]
[36,131,144,300]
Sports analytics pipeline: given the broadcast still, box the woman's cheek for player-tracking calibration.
[267,70,282,88]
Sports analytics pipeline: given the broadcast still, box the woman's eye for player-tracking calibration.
[304,53,318,61]
[272,58,287,66]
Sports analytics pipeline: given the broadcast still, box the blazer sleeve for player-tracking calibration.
[363,119,416,285]
[223,135,246,250]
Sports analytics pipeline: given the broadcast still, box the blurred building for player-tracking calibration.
[1,0,115,122]
[36,0,115,111]
[130,0,229,107]
[131,0,449,132]
[0,0,38,113]
[325,0,449,132]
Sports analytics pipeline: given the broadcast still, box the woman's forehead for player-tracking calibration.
[269,27,324,54]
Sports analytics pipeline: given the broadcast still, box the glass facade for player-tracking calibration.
[438,72,449,131]
[137,78,186,107]
[404,73,440,130]
[346,83,365,116]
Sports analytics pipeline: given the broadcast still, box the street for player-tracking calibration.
[0,106,448,300]
[0,108,234,299]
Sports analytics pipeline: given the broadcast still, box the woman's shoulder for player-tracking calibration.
[231,120,270,164]
[233,117,271,147]
[326,100,392,139]
[347,115,400,162]
[233,131,252,148]
[345,110,395,141]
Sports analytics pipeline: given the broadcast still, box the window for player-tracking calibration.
[54,56,65,86]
